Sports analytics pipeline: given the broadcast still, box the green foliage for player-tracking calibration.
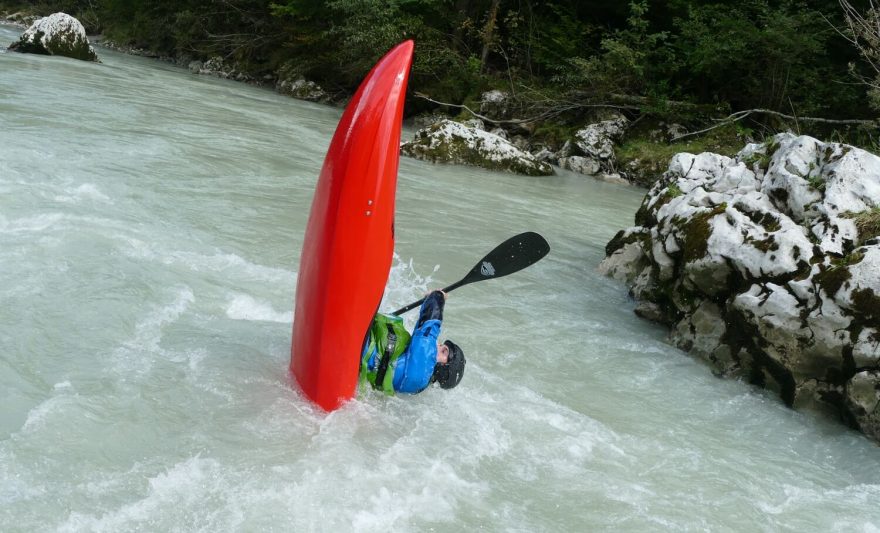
[672,1,845,115]
[557,1,672,97]
[3,0,874,134]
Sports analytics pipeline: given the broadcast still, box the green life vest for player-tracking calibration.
[360,313,412,395]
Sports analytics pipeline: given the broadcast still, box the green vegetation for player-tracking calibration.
[851,287,880,323]
[615,123,746,186]
[842,207,880,243]
[678,203,728,263]
[814,251,865,296]
[3,0,880,176]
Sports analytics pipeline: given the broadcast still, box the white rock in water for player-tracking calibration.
[599,132,880,443]
[9,12,97,62]
[400,119,554,176]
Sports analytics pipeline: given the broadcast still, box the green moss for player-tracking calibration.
[814,251,865,297]
[667,183,683,198]
[744,234,778,253]
[679,203,727,263]
[605,229,647,256]
[735,203,782,232]
[851,288,880,324]
[842,208,880,243]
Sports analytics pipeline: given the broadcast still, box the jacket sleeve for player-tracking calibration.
[415,290,445,328]
[393,291,446,393]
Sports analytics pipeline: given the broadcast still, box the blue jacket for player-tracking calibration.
[362,291,445,393]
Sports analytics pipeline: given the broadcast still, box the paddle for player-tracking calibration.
[391,231,551,316]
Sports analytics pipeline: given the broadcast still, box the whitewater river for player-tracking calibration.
[2,25,880,532]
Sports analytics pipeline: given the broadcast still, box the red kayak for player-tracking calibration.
[290,40,414,411]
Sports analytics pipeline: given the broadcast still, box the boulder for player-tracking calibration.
[191,56,257,83]
[574,116,628,162]
[479,89,511,119]
[276,77,327,103]
[599,132,880,443]
[400,119,554,176]
[271,60,327,101]
[560,115,629,180]
[559,156,600,176]
[8,12,97,62]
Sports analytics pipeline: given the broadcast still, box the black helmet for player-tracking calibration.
[433,340,465,389]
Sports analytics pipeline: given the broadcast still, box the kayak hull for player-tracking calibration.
[290,41,414,411]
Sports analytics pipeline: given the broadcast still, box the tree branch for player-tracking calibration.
[673,108,877,141]
[412,92,638,126]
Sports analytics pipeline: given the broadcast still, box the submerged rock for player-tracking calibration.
[8,12,97,62]
[599,133,880,443]
[400,119,554,176]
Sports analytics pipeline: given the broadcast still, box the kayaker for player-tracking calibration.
[360,289,466,394]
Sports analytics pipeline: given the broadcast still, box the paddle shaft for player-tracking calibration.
[391,279,466,316]
[390,232,550,316]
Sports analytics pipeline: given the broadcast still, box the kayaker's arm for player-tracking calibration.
[415,290,445,328]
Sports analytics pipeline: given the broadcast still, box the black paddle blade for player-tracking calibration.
[391,231,550,315]
[459,231,550,287]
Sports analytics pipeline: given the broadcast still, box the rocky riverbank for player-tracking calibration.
[599,132,880,442]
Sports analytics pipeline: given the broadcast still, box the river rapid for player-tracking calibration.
[2,25,880,532]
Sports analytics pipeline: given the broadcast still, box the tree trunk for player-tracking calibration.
[479,0,501,73]
[452,0,471,53]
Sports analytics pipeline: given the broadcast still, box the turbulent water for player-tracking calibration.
[2,25,880,532]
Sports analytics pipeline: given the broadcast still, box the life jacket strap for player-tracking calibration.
[374,323,397,388]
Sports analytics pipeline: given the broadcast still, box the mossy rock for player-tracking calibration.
[677,203,728,263]
[10,13,98,62]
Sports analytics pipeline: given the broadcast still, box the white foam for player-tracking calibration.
[56,456,229,532]
[19,384,78,434]
[122,238,292,284]
[380,253,439,321]
[113,287,195,374]
[226,293,292,323]
[54,183,112,204]
[2,213,64,233]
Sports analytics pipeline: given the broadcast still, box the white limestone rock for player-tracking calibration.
[400,119,554,176]
[559,155,600,176]
[479,89,510,119]
[598,227,650,284]
[574,116,628,161]
[847,370,880,441]
[8,12,97,62]
[276,77,327,102]
[562,116,629,178]
[599,133,880,443]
